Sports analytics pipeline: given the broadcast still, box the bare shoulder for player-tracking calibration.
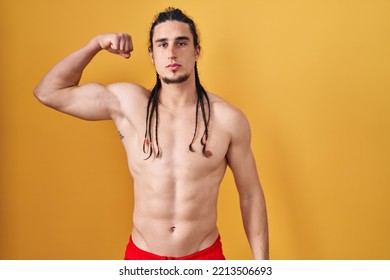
[107,82,149,100]
[104,82,150,121]
[108,82,149,110]
[208,92,250,133]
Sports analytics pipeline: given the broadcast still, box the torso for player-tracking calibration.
[112,83,233,257]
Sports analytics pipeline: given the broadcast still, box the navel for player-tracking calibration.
[170,226,176,233]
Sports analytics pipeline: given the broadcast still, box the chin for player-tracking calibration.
[162,73,190,84]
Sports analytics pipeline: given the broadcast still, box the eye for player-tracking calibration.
[177,41,188,47]
[158,42,168,48]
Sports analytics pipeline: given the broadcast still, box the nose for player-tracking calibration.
[168,45,177,60]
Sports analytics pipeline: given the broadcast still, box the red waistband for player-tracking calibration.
[124,235,225,260]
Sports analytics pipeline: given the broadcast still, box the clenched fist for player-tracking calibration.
[97,33,133,59]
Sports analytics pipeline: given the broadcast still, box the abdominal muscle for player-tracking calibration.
[130,170,223,257]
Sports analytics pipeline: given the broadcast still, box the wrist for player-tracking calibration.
[85,36,104,54]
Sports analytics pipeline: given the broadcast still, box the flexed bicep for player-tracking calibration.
[47,83,120,121]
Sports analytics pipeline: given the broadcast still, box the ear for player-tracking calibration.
[148,47,155,64]
[195,45,201,60]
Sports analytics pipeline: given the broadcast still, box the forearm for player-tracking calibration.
[34,37,101,97]
[240,191,269,260]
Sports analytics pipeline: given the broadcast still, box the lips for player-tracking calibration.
[166,63,181,70]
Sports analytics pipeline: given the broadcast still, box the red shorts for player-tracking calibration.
[124,235,226,260]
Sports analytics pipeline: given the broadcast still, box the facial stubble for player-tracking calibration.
[161,72,190,84]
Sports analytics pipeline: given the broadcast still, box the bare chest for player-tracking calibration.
[122,106,230,178]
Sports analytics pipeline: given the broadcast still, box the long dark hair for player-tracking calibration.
[143,7,210,159]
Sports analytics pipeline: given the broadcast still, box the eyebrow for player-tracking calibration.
[154,36,190,43]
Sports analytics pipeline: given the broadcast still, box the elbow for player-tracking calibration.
[33,85,50,105]
[33,85,42,101]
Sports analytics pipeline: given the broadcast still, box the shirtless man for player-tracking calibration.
[34,8,269,260]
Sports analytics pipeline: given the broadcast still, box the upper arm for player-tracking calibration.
[35,82,146,121]
[226,109,262,199]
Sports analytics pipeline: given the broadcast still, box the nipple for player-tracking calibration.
[204,150,213,157]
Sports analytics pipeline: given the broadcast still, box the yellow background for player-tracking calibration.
[1,0,389,259]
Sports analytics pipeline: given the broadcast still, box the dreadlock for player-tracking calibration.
[143,72,162,159]
[143,7,211,159]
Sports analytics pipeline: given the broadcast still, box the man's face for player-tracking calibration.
[149,20,200,84]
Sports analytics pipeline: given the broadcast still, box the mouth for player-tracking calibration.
[166,63,181,70]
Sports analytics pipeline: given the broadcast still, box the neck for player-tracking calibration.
[159,75,197,108]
